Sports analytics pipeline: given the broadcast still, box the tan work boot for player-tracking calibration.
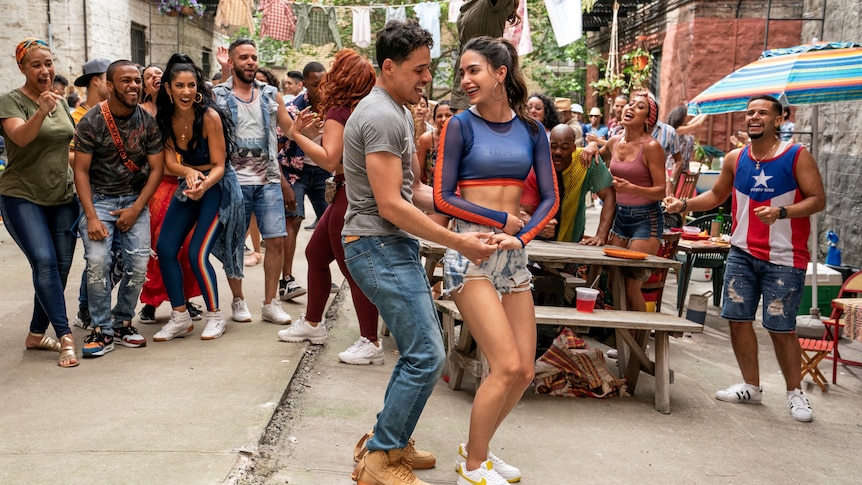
[353,430,436,469]
[355,449,430,485]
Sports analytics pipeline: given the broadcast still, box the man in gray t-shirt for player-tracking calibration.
[341,20,496,485]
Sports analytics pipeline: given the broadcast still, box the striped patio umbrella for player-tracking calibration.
[687,42,862,115]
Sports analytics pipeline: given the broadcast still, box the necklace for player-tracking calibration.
[175,115,194,142]
[750,139,779,170]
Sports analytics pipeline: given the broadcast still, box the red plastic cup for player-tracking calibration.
[576,287,599,312]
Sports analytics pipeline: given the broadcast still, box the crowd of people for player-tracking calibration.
[0,10,826,484]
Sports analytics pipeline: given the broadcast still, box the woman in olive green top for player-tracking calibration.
[0,38,79,367]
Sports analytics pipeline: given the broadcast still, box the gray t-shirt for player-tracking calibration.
[342,86,415,238]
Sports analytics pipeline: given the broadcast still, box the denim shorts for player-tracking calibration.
[240,183,286,239]
[283,164,329,220]
[611,201,663,241]
[442,220,532,297]
[720,247,806,333]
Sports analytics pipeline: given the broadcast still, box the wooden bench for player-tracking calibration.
[434,300,704,414]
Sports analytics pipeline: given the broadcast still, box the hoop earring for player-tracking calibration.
[195,92,203,104]
[492,81,504,101]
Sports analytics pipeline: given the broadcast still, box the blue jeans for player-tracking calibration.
[0,195,78,337]
[283,163,329,220]
[721,247,806,333]
[611,201,663,241]
[240,183,286,239]
[343,235,446,451]
[79,194,151,334]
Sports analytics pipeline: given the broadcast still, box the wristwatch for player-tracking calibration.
[778,206,788,219]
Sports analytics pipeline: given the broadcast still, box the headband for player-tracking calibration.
[16,38,49,65]
[633,90,658,131]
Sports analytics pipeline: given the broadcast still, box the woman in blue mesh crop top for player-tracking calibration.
[433,36,558,484]
[152,54,245,342]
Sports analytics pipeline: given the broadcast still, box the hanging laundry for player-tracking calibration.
[385,6,407,24]
[414,3,441,59]
[293,4,343,50]
[259,0,296,42]
[504,0,533,55]
[544,0,582,47]
[215,0,255,35]
[448,0,465,23]
[351,7,371,49]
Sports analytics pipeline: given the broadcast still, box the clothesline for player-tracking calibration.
[282,1,455,11]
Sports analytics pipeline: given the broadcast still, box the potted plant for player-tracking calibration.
[158,0,205,18]
[623,48,652,91]
[590,75,627,100]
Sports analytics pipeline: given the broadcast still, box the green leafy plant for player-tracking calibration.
[590,75,627,99]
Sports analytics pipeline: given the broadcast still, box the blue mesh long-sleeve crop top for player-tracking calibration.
[433,108,558,246]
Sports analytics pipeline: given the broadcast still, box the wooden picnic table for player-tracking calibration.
[419,239,681,312]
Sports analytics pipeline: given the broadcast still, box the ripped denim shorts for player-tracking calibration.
[720,247,805,333]
[442,220,532,297]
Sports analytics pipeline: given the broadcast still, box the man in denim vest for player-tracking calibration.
[73,60,164,357]
[214,39,295,324]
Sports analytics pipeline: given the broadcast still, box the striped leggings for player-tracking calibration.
[157,185,223,311]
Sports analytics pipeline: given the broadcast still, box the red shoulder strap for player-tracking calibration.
[99,101,140,172]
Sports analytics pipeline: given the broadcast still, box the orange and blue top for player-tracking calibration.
[433,108,558,246]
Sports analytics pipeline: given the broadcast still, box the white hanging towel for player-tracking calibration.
[504,0,533,55]
[448,0,465,23]
[351,7,372,48]
[386,6,407,24]
[414,2,441,58]
[544,0,582,47]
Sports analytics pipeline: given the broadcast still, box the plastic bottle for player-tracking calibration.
[710,207,724,237]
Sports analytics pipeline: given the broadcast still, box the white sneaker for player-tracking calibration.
[787,389,813,422]
[456,461,509,485]
[200,310,226,340]
[261,298,292,324]
[277,315,327,344]
[153,310,193,342]
[715,383,763,404]
[338,337,384,365]
[456,443,521,483]
[231,297,252,322]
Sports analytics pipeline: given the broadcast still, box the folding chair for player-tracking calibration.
[799,337,834,391]
[673,170,700,219]
[642,232,682,311]
[802,270,862,386]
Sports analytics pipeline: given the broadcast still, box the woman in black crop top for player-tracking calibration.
[152,54,244,342]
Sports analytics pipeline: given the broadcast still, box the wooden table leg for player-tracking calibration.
[654,331,671,414]
[621,329,650,394]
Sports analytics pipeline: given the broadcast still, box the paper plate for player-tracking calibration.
[603,248,649,260]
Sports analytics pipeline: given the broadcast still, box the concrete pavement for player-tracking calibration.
[1,206,862,484]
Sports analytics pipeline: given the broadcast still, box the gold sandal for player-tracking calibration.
[58,334,79,368]
[26,332,61,352]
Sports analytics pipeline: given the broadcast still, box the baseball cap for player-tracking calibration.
[74,57,111,87]
[571,103,584,114]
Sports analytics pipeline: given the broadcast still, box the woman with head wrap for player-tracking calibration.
[582,90,667,311]
[0,38,79,367]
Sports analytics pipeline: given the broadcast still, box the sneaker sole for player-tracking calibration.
[82,343,115,358]
[338,356,385,365]
[715,395,762,404]
[279,335,327,344]
[279,288,307,301]
[232,314,253,323]
[153,325,194,342]
[138,317,156,324]
[263,317,293,325]
[116,339,147,348]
